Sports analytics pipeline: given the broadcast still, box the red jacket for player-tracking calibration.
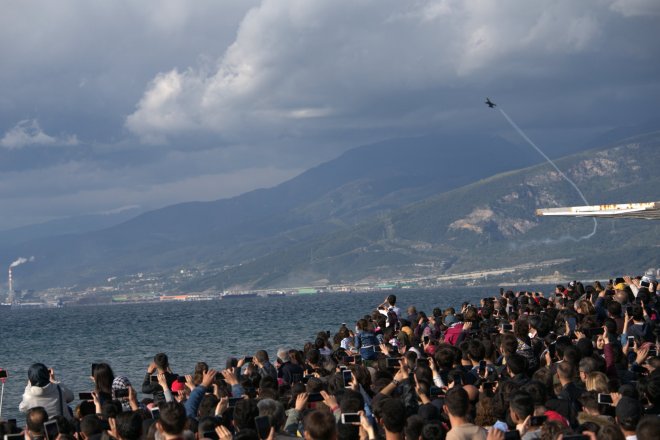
[444,322,464,346]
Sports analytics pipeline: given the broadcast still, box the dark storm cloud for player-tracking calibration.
[1,0,659,229]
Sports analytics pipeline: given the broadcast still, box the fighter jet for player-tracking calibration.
[485,98,496,108]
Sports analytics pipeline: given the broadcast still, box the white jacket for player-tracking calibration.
[18,381,74,420]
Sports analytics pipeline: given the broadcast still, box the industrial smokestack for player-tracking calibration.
[8,268,13,304]
[7,256,34,304]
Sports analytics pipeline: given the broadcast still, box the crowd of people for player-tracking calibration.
[1,273,659,440]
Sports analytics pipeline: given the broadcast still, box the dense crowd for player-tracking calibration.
[1,273,660,440]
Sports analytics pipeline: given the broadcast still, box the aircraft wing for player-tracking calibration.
[536,201,660,219]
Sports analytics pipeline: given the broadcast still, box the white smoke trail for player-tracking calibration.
[9,256,35,268]
[498,108,597,241]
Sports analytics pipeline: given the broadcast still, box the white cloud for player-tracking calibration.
[126,0,637,143]
[0,119,79,149]
[609,0,660,17]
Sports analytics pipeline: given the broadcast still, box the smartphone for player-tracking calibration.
[343,356,356,364]
[114,388,129,398]
[429,386,444,397]
[307,392,324,403]
[479,360,487,376]
[626,306,633,316]
[44,420,60,440]
[79,392,93,400]
[504,430,521,440]
[4,434,24,440]
[228,397,243,407]
[386,357,401,369]
[150,375,159,383]
[597,393,613,404]
[342,370,352,387]
[0,370,7,379]
[501,323,512,331]
[254,415,271,439]
[150,408,160,419]
[302,375,313,384]
[244,356,254,363]
[423,336,430,344]
[176,376,185,383]
[530,415,547,426]
[548,343,556,360]
[202,431,219,440]
[648,349,657,357]
[482,382,496,394]
[627,336,635,346]
[340,413,361,424]
[91,363,99,376]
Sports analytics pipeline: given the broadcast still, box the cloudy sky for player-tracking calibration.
[1,0,659,230]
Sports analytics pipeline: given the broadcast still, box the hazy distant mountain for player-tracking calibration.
[0,206,143,247]
[186,131,660,290]
[0,133,543,289]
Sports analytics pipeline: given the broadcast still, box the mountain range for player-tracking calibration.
[2,130,658,292]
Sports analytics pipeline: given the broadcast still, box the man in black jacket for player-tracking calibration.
[142,353,178,405]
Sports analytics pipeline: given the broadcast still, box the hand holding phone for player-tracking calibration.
[340,413,361,424]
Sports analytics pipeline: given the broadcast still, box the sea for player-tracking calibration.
[0,286,546,421]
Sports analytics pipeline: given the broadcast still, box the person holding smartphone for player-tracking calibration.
[19,363,74,421]
[142,353,178,405]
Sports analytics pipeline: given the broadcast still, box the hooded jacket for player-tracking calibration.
[19,381,74,420]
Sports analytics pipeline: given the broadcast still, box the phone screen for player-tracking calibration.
[386,357,400,368]
[150,408,160,419]
[254,415,270,439]
[0,370,7,379]
[79,392,93,400]
[114,388,129,398]
[44,420,59,440]
[429,386,444,397]
[342,370,352,386]
[341,413,361,424]
[307,393,324,403]
[598,393,613,404]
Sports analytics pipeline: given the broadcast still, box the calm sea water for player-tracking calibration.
[0,287,540,421]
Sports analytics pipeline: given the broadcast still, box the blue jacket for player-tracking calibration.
[354,331,379,360]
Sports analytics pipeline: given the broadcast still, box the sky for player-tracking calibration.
[1,0,659,230]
